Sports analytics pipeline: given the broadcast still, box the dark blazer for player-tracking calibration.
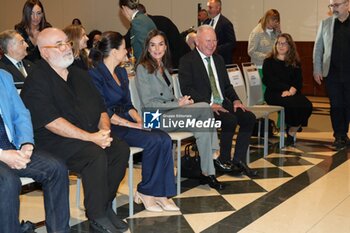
[209,14,236,65]
[125,14,190,68]
[148,15,191,68]
[178,49,239,104]
[0,55,34,82]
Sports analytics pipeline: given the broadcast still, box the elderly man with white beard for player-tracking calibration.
[20,28,130,233]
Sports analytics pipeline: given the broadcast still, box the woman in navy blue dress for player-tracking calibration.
[88,31,178,212]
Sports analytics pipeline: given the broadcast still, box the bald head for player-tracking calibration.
[37,28,67,49]
[195,25,217,57]
[37,27,74,69]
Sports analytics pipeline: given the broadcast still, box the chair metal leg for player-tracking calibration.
[263,116,269,156]
[176,139,181,196]
[128,150,134,217]
[279,109,285,148]
[76,177,81,208]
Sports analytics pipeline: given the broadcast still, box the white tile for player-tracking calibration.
[278,165,314,177]
[249,159,276,168]
[184,211,234,233]
[252,177,292,192]
[178,186,220,198]
[222,193,266,210]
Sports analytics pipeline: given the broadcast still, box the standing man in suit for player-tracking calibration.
[179,25,257,177]
[124,3,191,68]
[313,0,350,150]
[206,0,236,65]
[119,0,156,61]
[0,69,70,233]
[198,9,211,26]
[0,30,34,83]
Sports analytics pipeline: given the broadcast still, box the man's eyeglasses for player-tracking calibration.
[42,41,73,52]
[328,1,348,8]
[277,42,288,47]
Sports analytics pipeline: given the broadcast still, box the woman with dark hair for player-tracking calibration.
[72,18,82,25]
[88,31,179,212]
[263,33,312,145]
[15,0,51,61]
[248,9,281,94]
[63,24,89,70]
[119,0,156,61]
[87,29,102,49]
[136,29,224,191]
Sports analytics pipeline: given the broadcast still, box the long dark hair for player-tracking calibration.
[138,29,172,74]
[268,33,300,67]
[90,31,124,67]
[15,0,50,36]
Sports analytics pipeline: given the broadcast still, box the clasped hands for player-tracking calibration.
[90,129,113,149]
[211,100,248,115]
[178,95,194,106]
[1,144,33,170]
[281,86,297,97]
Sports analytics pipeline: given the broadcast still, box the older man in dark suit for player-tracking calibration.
[0,30,34,83]
[206,0,236,64]
[179,25,257,177]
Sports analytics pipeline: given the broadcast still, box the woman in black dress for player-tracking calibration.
[263,33,312,145]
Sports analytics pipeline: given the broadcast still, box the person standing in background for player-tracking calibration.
[119,0,156,61]
[206,0,236,65]
[198,9,211,26]
[313,0,350,150]
[248,9,281,94]
[15,0,51,62]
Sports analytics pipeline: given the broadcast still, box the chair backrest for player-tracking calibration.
[226,64,247,105]
[171,72,183,99]
[128,76,142,113]
[241,62,264,106]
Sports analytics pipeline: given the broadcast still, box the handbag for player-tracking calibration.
[181,142,202,178]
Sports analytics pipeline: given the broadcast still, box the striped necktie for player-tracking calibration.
[205,57,223,104]
[17,61,27,77]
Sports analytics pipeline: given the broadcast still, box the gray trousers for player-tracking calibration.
[160,102,219,176]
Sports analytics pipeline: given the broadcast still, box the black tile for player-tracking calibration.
[173,195,235,214]
[251,167,293,179]
[218,180,267,195]
[265,156,314,166]
[127,215,194,233]
[70,220,90,232]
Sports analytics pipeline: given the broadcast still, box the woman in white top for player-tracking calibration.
[248,9,281,94]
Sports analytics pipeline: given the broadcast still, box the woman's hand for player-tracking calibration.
[178,95,194,106]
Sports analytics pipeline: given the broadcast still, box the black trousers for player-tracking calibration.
[325,77,350,137]
[65,137,129,219]
[214,99,256,163]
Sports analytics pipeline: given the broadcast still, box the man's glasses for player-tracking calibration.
[42,41,73,52]
[328,1,347,8]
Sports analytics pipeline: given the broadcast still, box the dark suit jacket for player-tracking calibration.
[208,14,236,65]
[125,14,190,68]
[0,55,34,82]
[148,15,190,68]
[178,49,239,104]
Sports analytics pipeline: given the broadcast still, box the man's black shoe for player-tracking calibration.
[235,161,258,177]
[200,175,225,190]
[341,135,350,146]
[20,220,36,233]
[89,217,122,233]
[213,159,233,172]
[333,137,346,150]
[106,207,129,232]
